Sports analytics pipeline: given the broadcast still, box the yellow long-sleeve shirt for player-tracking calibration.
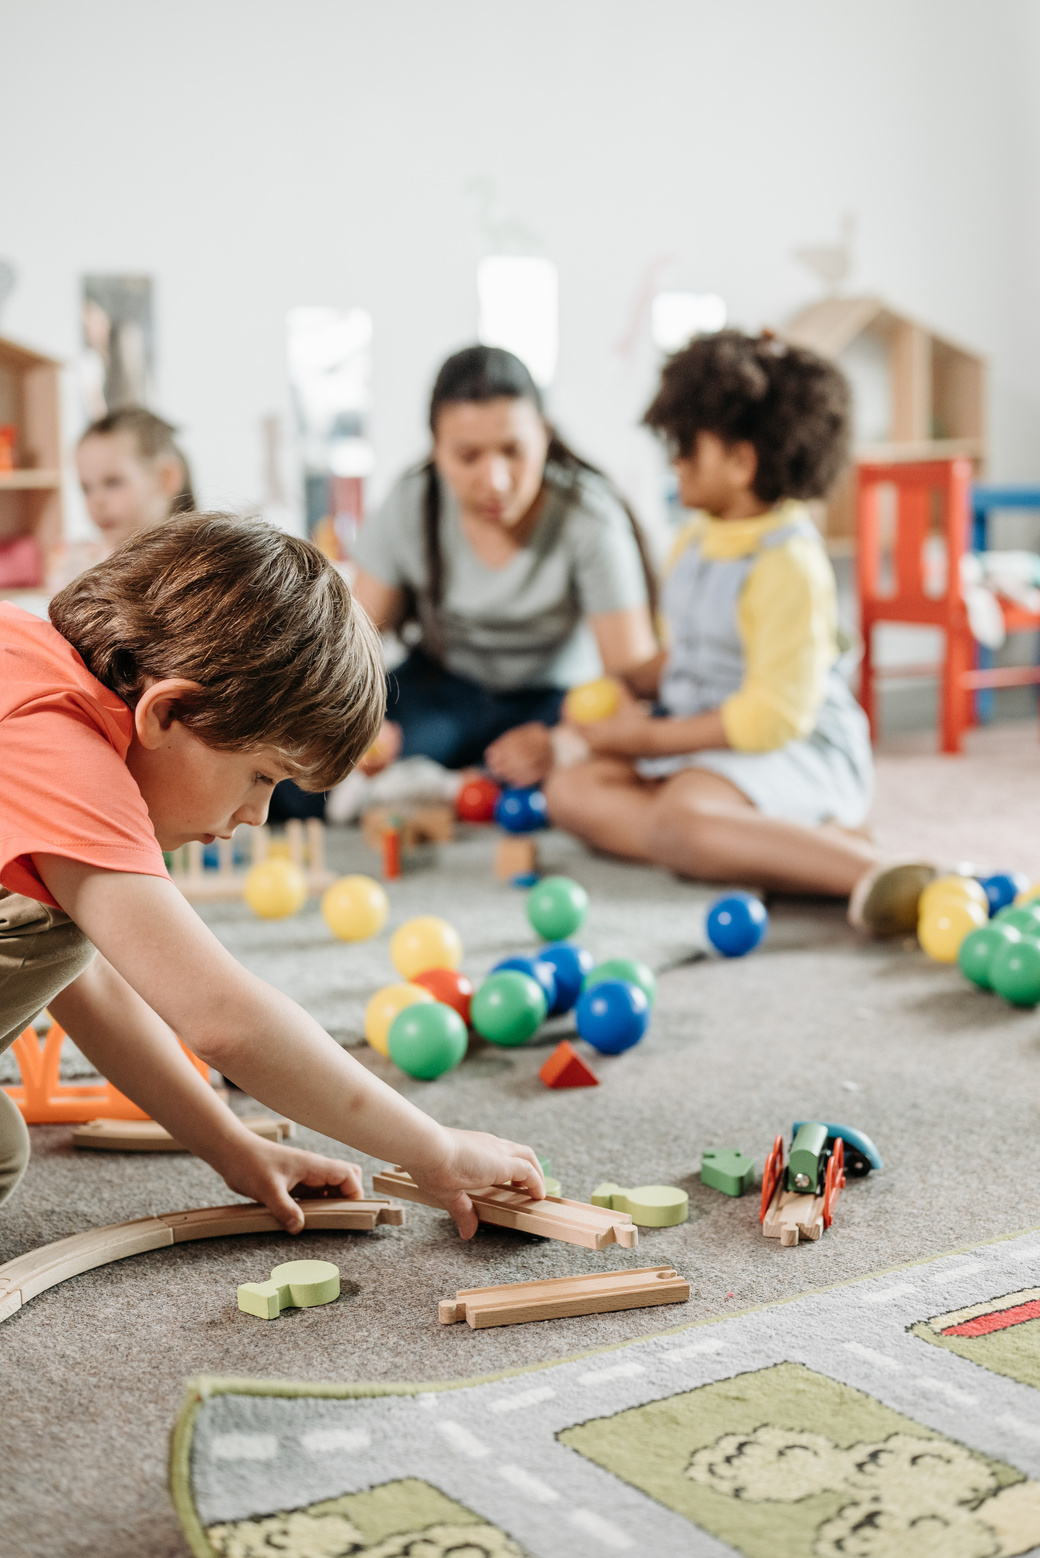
[665,502,838,753]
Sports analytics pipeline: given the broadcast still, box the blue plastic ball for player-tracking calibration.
[980,872,1030,916]
[538,942,595,1014]
[492,955,557,1012]
[495,787,548,834]
[706,892,769,957]
[575,979,649,1054]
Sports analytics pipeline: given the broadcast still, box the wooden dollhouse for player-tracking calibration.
[783,297,986,549]
[0,333,63,595]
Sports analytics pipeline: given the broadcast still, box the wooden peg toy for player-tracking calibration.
[238,1258,339,1319]
[495,836,539,882]
[591,1182,689,1228]
[539,1040,599,1090]
[439,1266,689,1329]
[372,1166,637,1250]
[701,1148,755,1197]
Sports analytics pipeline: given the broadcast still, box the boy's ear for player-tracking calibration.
[729,440,759,487]
[155,456,184,499]
[134,679,205,748]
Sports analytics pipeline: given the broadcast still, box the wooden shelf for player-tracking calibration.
[0,469,61,491]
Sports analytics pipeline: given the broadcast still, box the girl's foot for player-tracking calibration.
[848,860,937,936]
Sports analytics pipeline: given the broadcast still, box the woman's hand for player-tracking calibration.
[579,704,664,757]
[220,1137,365,1233]
[484,722,554,787]
[358,720,402,775]
[405,1127,545,1239]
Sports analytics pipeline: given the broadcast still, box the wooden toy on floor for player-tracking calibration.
[539,1040,599,1089]
[72,1115,293,1151]
[439,1265,688,1329]
[360,803,455,854]
[238,1258,340,1319]
[494,835,539,882]
[537,1155,561,1196]
[372,1166,637,1250]
[760,1126,845,1247]
[0,1197,404,1326]
[591,1182,689,1227]
[701,1149,755,1197]
[168,817,333,903]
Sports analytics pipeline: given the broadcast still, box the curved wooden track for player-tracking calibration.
[0,1197,404,1325]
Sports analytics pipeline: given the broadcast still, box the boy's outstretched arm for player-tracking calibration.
[35,855,544,1236]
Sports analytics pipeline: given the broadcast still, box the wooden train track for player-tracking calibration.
[439,1266,689,1329]
[0,1197,404,1326]
[372,1167,637,1250]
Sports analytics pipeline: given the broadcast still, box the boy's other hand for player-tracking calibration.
[406,1128,545,1240]
[579,704,660,757]
[222,1137,365,1233]
[358,720,402,775]
[484,722,554,787]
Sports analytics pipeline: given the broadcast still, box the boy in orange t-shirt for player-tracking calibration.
[0,513,543,1230]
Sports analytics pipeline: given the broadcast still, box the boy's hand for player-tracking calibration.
[406,1128,545,1240]
[579,704,662,757]
[484,722,554,787]
[358,720,402,775]
[221,1137,365,1234]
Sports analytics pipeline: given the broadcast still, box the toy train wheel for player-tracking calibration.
[822,1136,846,1229]
[760,1134,784,1224]
[843,1147,871,1178]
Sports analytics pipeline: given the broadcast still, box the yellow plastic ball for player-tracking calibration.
[918,874,989,918]
[389,915,463,979]
[243,857,308,919]
[321,875,389,942]
[563,677,622,725]
[364,982,434,1056]
[918,897,988,962]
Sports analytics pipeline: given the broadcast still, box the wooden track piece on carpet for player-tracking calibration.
[71,1114,294,1151]
[372,1166,637,1249]
[0,1197,404,1325]
[439,1265,689,1328]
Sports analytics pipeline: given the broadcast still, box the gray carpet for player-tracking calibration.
[5,824,1040,1556]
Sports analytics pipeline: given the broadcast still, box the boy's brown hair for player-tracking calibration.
[50,513,385,789]
[644,329,851,503]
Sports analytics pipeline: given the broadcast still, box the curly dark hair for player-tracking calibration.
[643,329,851,503]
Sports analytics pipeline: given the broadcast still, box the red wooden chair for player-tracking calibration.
[857,458,1040,753]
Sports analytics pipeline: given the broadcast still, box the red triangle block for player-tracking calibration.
[539,1040,599,1090]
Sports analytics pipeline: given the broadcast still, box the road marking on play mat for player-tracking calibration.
[568,1508,634,1549]
[915,1377,978,1406]
[998,1413,1040,1444]
[210,1433,278,1462]
[497,1464,560,1503]
[489,1386,557,1413]
[578,1361,645,1384]
[843,1341,901,1370]
[299,1428,371,1453]
[927,1264,980,1283]
[1005,1243,1040,1263]
[435,1421,489,1458]
[860,1282,917,1303]
[665,1337,727,1358]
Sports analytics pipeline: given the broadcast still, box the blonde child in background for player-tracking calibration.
[546,330,931,934]
[49,407,195,589]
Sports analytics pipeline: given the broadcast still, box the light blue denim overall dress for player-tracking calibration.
[638,515,873,828]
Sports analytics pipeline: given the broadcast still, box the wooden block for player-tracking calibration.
[238,1258,340,1319]
[439,1266,690,1329]
[701,1149,755,1197]
[71,1114,294,1151]
[590,1182,689,1227]
[362,804,455,852]
[539,1040,599,1089]
[372,1167,636,1250]
[495,836,539,881]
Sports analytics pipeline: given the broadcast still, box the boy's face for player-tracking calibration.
[125,682,296,849]
[673,431,769,520]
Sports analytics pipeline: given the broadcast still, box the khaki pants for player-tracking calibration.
[0,888,96,1209]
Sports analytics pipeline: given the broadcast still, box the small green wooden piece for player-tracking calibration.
[701,1148,755,1197]
[537,1155,560,1197]
[237,1258,340,1320]
[591,1181,688,1227]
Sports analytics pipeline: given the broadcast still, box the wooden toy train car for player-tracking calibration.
[761,1121,882,1248]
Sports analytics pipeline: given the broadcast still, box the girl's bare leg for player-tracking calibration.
[546,761,878,896]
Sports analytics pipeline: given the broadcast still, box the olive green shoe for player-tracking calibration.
[848,860,938,937]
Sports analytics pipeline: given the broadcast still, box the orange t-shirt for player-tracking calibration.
[0,603,168,907]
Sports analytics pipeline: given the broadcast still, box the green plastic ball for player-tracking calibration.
[990,934,1040,1007]
[996,905,1040,936]
[470,970,547,1046]
[526,876,590,941]
[387,1002,468,1079]
[584,957,657,1006]
[958,922,1021,990]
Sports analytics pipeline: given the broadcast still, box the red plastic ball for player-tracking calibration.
[412,967,475,1024]
[455,776,501,824]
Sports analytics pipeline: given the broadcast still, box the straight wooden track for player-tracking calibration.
[439,1266,689,1328]
[372,1167,637,1250]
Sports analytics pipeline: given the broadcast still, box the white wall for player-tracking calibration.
[3,0,1040,542]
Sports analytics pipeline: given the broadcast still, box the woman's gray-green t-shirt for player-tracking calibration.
[352,462,649,692]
